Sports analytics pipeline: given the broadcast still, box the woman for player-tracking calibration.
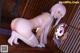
[8,2,66,48]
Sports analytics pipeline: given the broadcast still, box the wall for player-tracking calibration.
[58,5,80,53]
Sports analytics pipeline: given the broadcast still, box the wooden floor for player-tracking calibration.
[0,24,63,53]
[0,34,51,53]
[0,34,63,53]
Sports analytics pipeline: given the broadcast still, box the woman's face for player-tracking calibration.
[54,10,63,19]
[51,3,66,19]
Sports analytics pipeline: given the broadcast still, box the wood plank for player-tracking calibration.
[0,35,50,53]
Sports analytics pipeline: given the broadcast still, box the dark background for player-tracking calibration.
[0,0,79,53]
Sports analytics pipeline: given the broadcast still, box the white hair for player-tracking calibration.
[50,3,66,18]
